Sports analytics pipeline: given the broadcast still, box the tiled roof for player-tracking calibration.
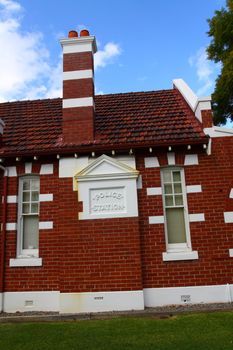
[95,89,206,145]
[0,89,207,156]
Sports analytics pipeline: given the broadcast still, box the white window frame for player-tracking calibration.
[17,175,40,258]
[161,167,192,253]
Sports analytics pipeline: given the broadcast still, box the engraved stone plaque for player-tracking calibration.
[90,187,126,215]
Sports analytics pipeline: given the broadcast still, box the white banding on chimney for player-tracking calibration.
[63,69,93,81]
[60,36,97,54]
[62,97,94,108]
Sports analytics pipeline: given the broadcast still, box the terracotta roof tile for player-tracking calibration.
[95,89,206,146]
[0,89,207,156]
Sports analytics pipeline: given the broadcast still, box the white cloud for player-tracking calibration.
[44,58,62,99]
[94,42,121,70]
[0,2,121,101]
[0,0,21,14]
[188,47,218,96]
[0,0,54,101]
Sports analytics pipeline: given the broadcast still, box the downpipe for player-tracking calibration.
[0,165,8,313]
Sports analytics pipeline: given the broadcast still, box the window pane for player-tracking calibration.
[23,203,30,214]
[23,180,30,190]
[163,170,171,183]
[173,171,181,182]
[166,208,187,244]
[31,191,39,201]
[31,180,39,191]
[23,192,30,202]
[174,183,182,194]
[165,195,174,206]
[164,184,172,194]
[175,195,183,205]
[23,215,39,249]
[31,203,39,214]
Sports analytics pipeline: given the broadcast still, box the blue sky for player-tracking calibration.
[0,0,227,102]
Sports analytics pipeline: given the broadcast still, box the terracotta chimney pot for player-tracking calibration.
[80,29,90,37]
[68,30,78,38]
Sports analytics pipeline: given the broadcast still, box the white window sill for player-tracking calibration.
[9,258,42,267]
[162,251,199,261]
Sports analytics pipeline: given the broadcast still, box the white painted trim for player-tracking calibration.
[60,290,144,314]
[17,176,39,259]
[147,187,162,196]
[63,97,94,108]
[39,194,53,202]
[0,293,2,312]
[184,154,198,166]
[59,157,89,179]
[78,179,138,220]
[204,126,233,138]
[25,163,32,174]
[3,291,60,313]
[230,189,233,199]
[215,126,233,134]
[144,157,159,168]
[167,152,175,165]
[6,195,18,203]
[195,98,211,123]
[186,185,202,193]
[137,175,143,189]
[144,284,233,307]
[75,154,139,181]
[9,258,42,267]
[172,79,212,123]
[173,79,198,111]
[39,221,53,229]
[189,213,205,222]
[60,36,97,54]
[162,251,199,261]
[6,223,17,231]
[161,167,192,253]
[6,166,17,177]
[40,164,54,175]
[229,249,233,257]
[149,216,164,224]
[63,69,93,80]
[207,138,212,155]
[224,212,233,223]
[113,156,136,169]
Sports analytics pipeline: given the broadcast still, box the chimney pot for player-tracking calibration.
[80,29,90,37]
[68,30,78,38]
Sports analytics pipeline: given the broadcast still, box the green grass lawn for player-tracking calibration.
[0,312,233,350]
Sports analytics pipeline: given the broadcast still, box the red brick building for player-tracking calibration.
[0,30,232,313]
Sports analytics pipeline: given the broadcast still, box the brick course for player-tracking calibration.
[63,52,93,72]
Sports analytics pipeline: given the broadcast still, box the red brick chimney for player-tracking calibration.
[195,98,213,129]
[60,29,97,144]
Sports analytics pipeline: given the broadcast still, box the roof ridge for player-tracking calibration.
[95,89,175,98]
[0,97,62,105]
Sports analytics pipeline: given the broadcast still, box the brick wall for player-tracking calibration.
[3,161,60,291]
[137,137,233,288]
[2,160,143,293]
[1,136,233,293]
